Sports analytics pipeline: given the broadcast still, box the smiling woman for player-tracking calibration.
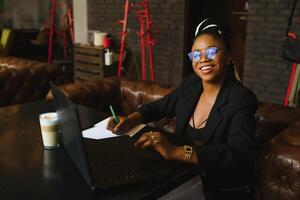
[189,18,233,86]
[106,18,258,200]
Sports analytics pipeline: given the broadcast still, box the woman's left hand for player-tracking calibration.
[134,131,179,160]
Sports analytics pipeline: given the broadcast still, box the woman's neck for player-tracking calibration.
[202,82,221,96]
[202,72,228,98]
[201,84,222,104]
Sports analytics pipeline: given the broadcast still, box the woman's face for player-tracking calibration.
[191,34,232,83]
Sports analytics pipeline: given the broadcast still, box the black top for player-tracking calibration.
[185,123,205,146]
[137,73,258,199]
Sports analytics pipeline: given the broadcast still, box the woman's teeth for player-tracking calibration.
[200,66,213,73]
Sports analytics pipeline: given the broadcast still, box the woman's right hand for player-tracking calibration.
[106,112,143,134]
[106,116,133,134]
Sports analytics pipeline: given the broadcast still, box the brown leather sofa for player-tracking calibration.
[0,56,64,107]
[254,103,300,200]
[48,77,300,200]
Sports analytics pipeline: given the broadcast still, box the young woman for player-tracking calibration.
[107,18,258,199]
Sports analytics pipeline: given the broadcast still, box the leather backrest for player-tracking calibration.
[118,78,176,133]
[0,57,63,107]
[118,78,175,115]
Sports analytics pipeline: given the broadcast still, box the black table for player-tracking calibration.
[0,100,199,200]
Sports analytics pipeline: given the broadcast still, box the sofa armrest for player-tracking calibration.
[255,120,300,200]
[47,77,121,112]
[257,102,300,125]
[0,57,64,107]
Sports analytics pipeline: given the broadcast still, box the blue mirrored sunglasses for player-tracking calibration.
[188,47,220,62]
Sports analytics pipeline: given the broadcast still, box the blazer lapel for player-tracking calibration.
[200,103,223,143]
[176,77,202,136]
[200,76,235,143]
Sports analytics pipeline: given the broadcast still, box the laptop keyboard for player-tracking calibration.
[85,138,149,187]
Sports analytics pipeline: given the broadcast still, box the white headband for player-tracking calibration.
[202,24,218,31]
[194,18,208,36]
[194,18,219,36]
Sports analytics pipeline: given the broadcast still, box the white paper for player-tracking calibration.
[82,123,118,140]
[82,117,145,140]
[94,117,111,127]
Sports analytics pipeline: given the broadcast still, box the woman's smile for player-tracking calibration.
[199,64,214,74]
[191,34,231,83]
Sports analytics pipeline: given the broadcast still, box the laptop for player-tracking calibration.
[50,82,172,190]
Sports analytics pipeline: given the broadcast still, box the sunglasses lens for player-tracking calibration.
[206,47,218,59]
[189,47,219,62]
[188,51,201,62]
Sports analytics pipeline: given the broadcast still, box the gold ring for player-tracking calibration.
[149,131,157,145]
[150,135,155,141]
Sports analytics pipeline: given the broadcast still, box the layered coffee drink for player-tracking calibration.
[39,112,59,149]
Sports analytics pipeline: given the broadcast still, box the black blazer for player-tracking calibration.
[138,73,258,199]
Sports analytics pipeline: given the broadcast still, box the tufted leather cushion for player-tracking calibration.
[256,102,300,124]
[0,56,63,107]
[255,102,300,151]
[118,78,176,133]
[118,78,175,114]
[255,120,288,151]
[49,77,121,112]
[257,120,300,200]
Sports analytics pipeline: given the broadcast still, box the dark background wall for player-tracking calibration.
[87,0,185,86]
[243,0,300,104]
[88,0,300,104]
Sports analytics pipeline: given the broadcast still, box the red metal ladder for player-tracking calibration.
[117,0,156,80]
[48,0,74,64]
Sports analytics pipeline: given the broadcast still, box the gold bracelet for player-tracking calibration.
[184,145,193,161]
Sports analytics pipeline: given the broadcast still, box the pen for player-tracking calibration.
[109,105,119,124]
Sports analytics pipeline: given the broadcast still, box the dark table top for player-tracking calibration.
[0,100,198,200]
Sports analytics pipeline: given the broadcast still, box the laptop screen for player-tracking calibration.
[50,82,93,187]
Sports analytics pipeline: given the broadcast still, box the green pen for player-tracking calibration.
[109,105,119,124]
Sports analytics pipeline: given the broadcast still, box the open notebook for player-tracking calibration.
[82,117,145,140]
